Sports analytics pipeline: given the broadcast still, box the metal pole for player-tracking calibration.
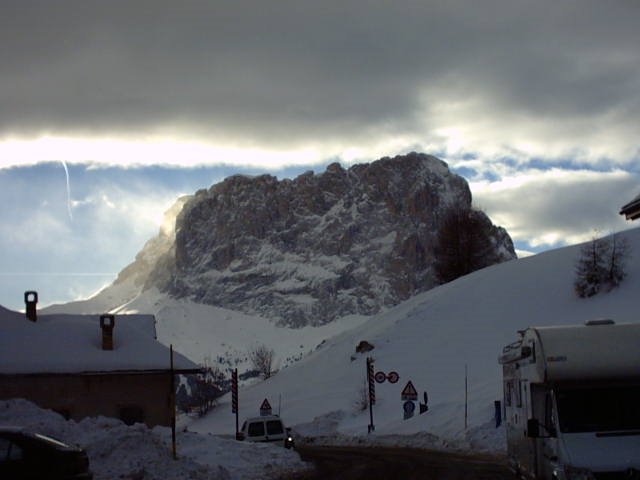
[233,369,239,438]
[464,363,468,430]
[367,357,375,433]
[170,344,177,459]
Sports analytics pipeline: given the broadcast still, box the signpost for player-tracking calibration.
[401,380,418,420]
[365,363,408,429]
[260,398,272,416]
[366,357,375,433]
[231,369,239,438]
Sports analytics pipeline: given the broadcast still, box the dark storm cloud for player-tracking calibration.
[2,0,639,149]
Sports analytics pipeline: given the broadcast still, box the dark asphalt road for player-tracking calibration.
[279,445,517,480]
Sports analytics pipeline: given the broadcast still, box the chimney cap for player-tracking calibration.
[24,291,38,303]
[100,314,115,329]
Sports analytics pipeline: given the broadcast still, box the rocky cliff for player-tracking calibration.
[116,153,516,326]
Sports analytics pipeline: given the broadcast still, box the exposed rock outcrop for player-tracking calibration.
[118,153,516,326]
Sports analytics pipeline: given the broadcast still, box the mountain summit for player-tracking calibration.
[115,153,515,325]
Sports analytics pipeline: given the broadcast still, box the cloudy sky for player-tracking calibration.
[1,1,639,310]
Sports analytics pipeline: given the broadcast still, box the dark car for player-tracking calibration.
[0,427,92,479]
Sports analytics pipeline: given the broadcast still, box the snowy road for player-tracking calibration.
[284,445,516,480]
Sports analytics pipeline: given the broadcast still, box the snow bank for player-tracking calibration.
[0,399,308,480]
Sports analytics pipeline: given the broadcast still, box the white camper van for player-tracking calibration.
[499,320,640,480]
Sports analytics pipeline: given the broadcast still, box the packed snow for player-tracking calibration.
[0,399,307,480]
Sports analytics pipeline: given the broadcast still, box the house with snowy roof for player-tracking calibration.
[0,292,200,427]
[620,193,640,221]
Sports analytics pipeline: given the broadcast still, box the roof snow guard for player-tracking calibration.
[620,193,640,221]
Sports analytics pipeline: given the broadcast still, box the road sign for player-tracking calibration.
[374,371,387,383]
[403,400,415,420]
[387,371,399,384]
[401,381,418,401]
[260,398,272,416]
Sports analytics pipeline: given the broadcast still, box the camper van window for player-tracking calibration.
[556,386,640,433]
[515,381,523,408]
[505,381,512,406]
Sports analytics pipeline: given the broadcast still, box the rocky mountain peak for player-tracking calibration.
[119,152,515,326]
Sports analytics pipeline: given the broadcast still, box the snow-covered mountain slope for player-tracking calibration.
[189,227,640,450]
[116,290,369,372]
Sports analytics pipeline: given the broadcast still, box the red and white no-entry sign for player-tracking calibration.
[387,371,400,384]
[374,371,387,383]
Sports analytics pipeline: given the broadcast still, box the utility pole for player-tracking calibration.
[464,363,468,430]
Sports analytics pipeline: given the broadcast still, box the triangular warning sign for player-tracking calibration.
[401,381,418,400]
[260,399,272,411]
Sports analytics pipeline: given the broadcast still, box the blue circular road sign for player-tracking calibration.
[403,401,415,414]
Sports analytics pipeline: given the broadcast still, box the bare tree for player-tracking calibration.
[606,233,631,289]
[249,343,275,379]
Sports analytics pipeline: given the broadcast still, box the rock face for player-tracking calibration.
[121,153,516,326]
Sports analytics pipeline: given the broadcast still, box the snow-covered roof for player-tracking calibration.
[0,308,199,375]
[41,312,158,339]
[530,322,640,382]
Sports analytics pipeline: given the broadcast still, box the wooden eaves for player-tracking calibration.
[620,193,640,221]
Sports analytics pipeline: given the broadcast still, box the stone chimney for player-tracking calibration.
[100,314,115,350]
[24,291,38,322]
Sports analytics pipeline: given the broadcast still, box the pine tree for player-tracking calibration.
[434,205,495,284]
[574,236,610,297]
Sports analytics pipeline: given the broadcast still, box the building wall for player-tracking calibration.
[0,373,173,427]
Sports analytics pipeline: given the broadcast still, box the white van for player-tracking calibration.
[237,415,294,449]
[499,320,640,479]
